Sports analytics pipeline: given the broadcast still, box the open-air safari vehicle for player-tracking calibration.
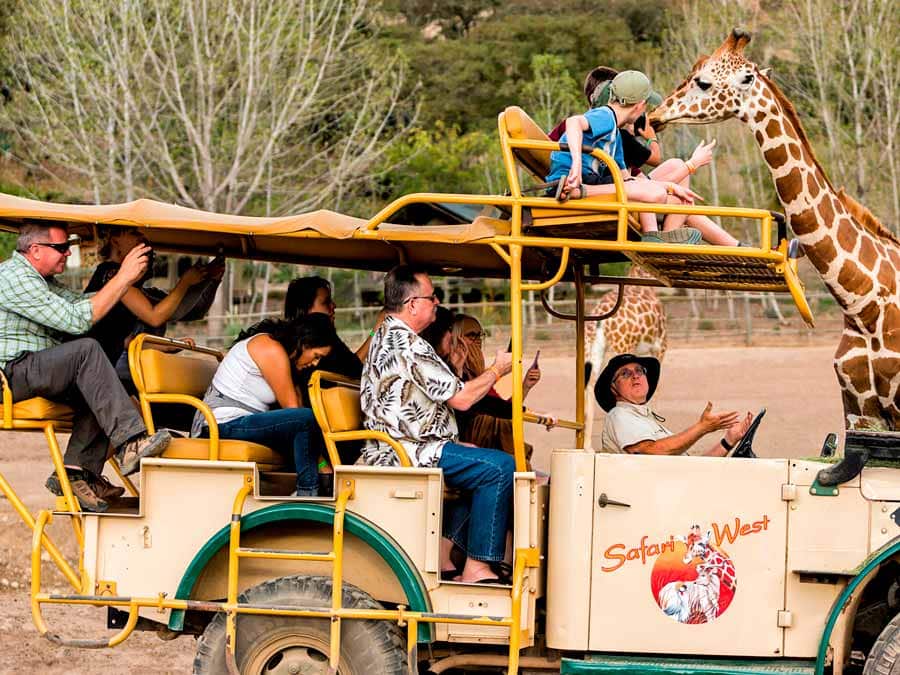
[2,106,899,675]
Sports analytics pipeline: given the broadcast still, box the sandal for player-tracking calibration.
[474,574,512,586]
[440,568,462,581]
[554,180,587,203]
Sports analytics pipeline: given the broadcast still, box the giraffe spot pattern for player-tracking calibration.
[754,110,767,124]
[805,235,838,274]
[789,144,802,160]
[884,305,900,353]
[858,237,878,271]
[764,145,788,170]
[818,197,835,229]
[765,119,782,138]
[837,260,873,297]
[836,218,858,251]
[842,354,871,393]
[873,358,900,399]
[878,261,897,294]
[776,167,803,203]
[805,172,820,200]
[835,334,866,358]
[858,301,880,333]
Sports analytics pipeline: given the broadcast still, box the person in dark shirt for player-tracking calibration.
[85,227,224,382]
[284,276,384,400]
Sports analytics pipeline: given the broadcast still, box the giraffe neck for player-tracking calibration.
[741,78,884,321]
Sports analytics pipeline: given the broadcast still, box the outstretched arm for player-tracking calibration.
[623,402,739,456]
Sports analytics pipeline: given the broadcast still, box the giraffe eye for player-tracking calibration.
[694,77,712,91]
[741,73,754,85]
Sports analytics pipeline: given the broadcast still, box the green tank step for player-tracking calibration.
[561,655,815,675]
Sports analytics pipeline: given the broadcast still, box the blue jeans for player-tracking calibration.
[212,408,324,494]
[438,442,515,562]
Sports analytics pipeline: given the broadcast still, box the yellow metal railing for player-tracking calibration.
[28,473,540,674]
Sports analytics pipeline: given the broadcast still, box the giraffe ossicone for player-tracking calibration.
[649,29,900,432]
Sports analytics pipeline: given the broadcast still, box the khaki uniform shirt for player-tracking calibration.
[601,401,673,454]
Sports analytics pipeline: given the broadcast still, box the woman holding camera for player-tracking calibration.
[85,226,222,377]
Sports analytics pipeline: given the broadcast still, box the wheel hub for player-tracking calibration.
[263,645,329,674]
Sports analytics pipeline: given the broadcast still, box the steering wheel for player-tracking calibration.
[728,408,766,459]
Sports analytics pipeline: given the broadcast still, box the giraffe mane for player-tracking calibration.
[836,188,900,247]
[759,71,899,247]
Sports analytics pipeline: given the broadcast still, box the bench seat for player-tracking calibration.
[2,397,74,422]
[130,335,288,470]
[162,438,283,470]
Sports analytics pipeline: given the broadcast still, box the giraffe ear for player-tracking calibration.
[759,67,773,78]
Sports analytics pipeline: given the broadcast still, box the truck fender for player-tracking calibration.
[167,501,433,642]
[816,535,900,674]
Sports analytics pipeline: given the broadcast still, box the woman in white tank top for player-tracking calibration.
[193,314,336,495]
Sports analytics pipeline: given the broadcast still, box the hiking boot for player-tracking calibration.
[45,470,108,513]
[117,430,172,476]
[88,473,126,501]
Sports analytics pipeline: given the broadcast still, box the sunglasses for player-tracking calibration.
[403,294,438,304]
[614,365,647,382]
[464,331,487,341]
[33,241,73,254]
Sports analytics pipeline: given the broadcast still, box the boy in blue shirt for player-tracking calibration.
[547,70,705,244]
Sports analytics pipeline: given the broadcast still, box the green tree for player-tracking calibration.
[378,123,505,197]
[2,0,416,215]
[522,54,582,131]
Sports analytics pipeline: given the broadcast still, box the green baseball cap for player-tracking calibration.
[609,70,663,108]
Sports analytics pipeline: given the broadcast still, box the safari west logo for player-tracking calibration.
[602,516,771,625]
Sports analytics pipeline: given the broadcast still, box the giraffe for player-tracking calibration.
[583,264,667,445]
[648,29,900,432]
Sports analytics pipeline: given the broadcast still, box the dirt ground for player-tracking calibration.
[0,345,843,673]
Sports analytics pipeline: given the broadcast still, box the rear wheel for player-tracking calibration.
[193,575,407,674]
[865,612,900,675]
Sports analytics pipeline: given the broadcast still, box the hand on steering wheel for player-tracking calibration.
[729,408,766,459]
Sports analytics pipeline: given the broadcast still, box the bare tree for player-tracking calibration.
[3,0,417,215]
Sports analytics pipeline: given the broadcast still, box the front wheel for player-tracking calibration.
[193,575,407,674]
[865,612,900,675]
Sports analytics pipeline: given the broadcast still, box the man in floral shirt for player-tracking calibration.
[362,265,514,584]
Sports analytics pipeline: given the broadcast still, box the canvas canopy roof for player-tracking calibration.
[0,193,565,280]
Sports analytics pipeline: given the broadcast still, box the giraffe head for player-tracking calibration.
[649,29,765,130]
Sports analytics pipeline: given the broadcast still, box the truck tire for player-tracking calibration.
[865,612,900,675]
[193,574,407,674]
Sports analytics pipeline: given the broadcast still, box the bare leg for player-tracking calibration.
[682,215,740,245]
[649,162,741,246]
[583,180,668,234]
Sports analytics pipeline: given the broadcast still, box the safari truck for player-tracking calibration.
[1,106,898,675]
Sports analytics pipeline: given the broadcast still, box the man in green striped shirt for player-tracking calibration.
[0,222,171,512]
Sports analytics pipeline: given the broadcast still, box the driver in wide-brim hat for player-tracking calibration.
[596,353,751,456]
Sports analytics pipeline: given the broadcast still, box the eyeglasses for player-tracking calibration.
[33,241,72,254]
[464,331,487,341]
[403,294,438,304]
[614,365,647,382]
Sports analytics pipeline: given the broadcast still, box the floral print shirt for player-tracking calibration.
[361,315,462,467]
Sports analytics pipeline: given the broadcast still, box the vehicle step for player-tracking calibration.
[561,655,815,675]
[236,547,333,562]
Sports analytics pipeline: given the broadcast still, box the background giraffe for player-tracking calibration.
[583,264,667,445]
[649,29,900,431]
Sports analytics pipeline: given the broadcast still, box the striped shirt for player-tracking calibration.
[0,252,93,369]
